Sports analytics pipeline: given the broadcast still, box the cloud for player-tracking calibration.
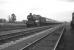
[60,0,74,2]
[0,0,73,21]
[0,0,8,5]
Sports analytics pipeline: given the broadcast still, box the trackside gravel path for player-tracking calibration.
[63,23,74,50]
[56,23,74,50]
[23,27,64,50]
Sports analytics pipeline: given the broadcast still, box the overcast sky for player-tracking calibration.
[0,0,74,21]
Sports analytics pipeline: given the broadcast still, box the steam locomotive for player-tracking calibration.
[26,13,50,27]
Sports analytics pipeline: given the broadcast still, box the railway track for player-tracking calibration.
[0,25,56,36]
[0,25,54,32]
[20,25,65,50]
[0,26,53,45]
[0,24,65,50]
[53,26,65,50]
[0,27,25,32]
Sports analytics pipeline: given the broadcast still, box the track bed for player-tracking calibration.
[0,25,57,36]
[0,24,64,50]
[55,23,74,50]
[22,26,65,50]
[0,26,52,45]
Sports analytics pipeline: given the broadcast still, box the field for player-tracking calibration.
[0,23,26,31]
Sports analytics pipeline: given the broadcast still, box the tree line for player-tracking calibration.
[0,13,27,23]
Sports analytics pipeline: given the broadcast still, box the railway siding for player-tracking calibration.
[0,24,64,50]
[0,26,54,36]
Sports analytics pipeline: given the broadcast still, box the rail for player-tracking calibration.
[53,26,65,50]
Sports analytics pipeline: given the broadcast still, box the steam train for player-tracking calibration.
[26,13,59,27]
[71,12,74,28]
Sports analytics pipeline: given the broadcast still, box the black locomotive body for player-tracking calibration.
[26,13,47,27]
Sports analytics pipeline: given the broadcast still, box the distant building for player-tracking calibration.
[22,20,27,23]
[0,19,6,23]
